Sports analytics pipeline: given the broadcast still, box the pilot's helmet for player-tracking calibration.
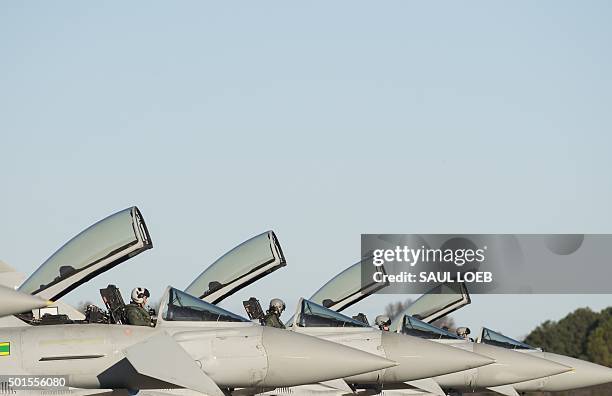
[375,315,391,328]
[456,327,471,339]
[131,287,150,305]
[269,298,285,314]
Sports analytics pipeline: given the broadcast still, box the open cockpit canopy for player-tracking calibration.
[19,207,152,301]
[185,231,285,304]
[390,282,471,329]
[309,258,388,312]
[309,261,470,324]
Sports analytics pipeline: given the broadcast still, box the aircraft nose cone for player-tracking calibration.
[570,360,612,387]
[381,333,494,381]
[0,285,51,317]
[260,326,396,386]
[473,344,572,386]
[535,353,612,391]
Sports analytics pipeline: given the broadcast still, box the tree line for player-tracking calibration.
[524,307,611,367]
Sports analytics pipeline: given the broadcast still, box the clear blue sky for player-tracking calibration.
[1,1,611,338]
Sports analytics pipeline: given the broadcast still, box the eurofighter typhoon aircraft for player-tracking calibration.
[307,261,592,396]
[475,327,612,393]
[385,283,612,394]
[182,235,501,396]
[0,207,398,396]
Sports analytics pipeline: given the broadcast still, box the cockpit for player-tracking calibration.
[387,282,470,334]
[161,287,248,323]
[399,283,470,324]
[293,299,370,328]
[18,285,250,327]
[399,315,461,340]
[479,327,535,350]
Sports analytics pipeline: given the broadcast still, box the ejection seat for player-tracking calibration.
[100,284,128,324]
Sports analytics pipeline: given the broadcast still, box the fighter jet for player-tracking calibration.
[183,236,498,395]
[392,285,612,394]
[475,327,612,394]
[0,207,397,395]
[286,298,496,392]
[308,260,573,395]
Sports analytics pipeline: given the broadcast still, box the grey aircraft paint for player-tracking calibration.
[0,208,397,395]
[306,262,581,394]
[0,286,51,317]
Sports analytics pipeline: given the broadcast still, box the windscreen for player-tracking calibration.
[401,315,461,340]
[298,299,369,328]
[163,288,249,322]
[480,327,535,350]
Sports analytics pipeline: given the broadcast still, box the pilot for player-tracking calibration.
[125,287,152,326]
[375,315,391,331]
[456,326,471,340]
[263,298,286,329]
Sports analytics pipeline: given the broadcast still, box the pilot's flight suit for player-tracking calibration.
[125,303,151,326]
[263,311,285,329]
